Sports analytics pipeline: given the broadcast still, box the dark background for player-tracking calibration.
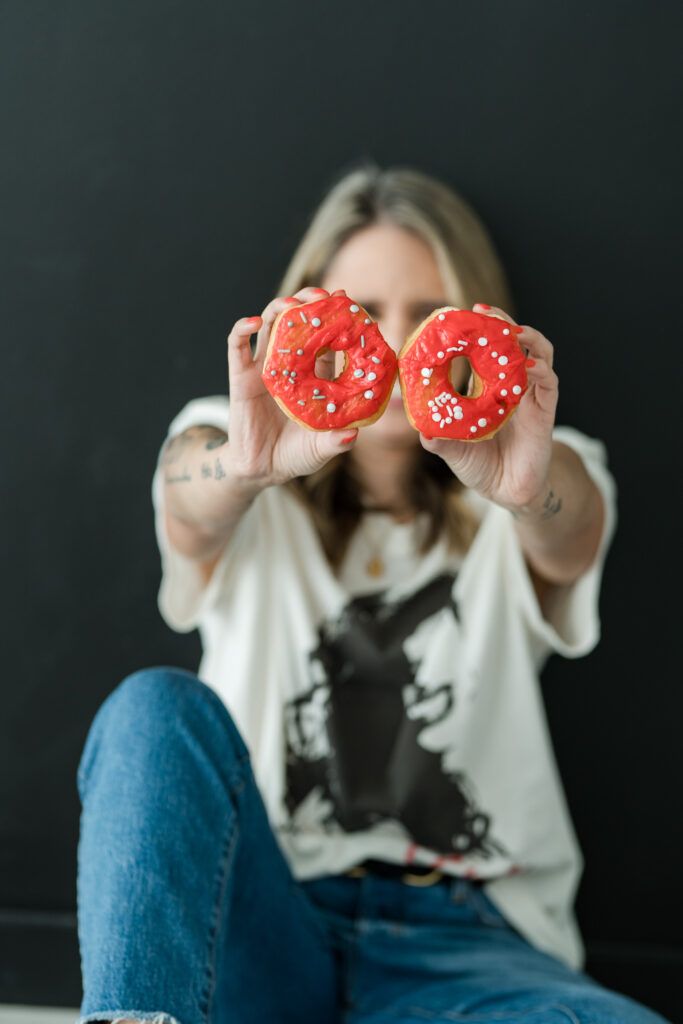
[1,0,681,1018]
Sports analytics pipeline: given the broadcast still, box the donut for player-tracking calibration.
[398,307,528,441]
[261,293,398,430]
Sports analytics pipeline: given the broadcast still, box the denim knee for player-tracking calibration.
[76,665,250,800]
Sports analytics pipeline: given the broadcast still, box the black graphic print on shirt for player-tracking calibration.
[283,572,506,860]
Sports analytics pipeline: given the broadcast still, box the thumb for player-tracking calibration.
[316,427,359,460]
[420,431,471,470]
[420,432,459,455]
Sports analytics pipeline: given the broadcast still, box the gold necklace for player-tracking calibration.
[361,511,389,578]
[366,553,385,578]
[362,509,415,578]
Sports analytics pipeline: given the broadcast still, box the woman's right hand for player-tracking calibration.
[224,286,358,491]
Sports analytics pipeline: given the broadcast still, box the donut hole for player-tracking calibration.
[314,347,347,381]
[448,356,482,398]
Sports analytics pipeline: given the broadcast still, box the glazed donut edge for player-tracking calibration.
[397,306,527,442]
[261,295,398,431]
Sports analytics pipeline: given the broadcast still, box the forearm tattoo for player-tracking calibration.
[199,458,227,480]
[164,469,193,484]
[161,424,229,485]
[159,428,200,467]
[203,426,229,450]
[511,487,563,522]
[539,488,563,520]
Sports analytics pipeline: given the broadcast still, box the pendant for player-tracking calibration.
[366,556,385,577]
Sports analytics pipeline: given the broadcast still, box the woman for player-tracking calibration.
[75,164,667,1024]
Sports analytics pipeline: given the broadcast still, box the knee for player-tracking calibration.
[77,666,250,797]
[547,983,668,1024]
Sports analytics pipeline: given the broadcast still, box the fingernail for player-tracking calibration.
[246,316,261,323]
[312,288,327,294]
[476,302,491,309]
[525,358,536,368]
[423,434,434,441]
[340,432,357,444]
[283,297,298,304]
[514,325,524,334]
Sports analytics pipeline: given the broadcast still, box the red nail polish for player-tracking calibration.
[525,358,536,368]
[246,316,261,323]
[514,325,524,334]
[283,297,298,303]
[423,435,434,441]
[477,302,491,309]
[340,433,357,444]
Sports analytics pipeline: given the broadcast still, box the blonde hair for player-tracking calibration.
[275,159,515,570]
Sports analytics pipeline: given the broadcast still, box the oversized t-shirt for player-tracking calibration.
[151,395,617,972]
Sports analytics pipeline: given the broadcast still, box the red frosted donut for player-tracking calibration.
[261,293,397,430]
[398,307,528,441]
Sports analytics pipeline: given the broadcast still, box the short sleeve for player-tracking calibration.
[151,394,255,633]
[469,426,618,661]
[519,425,617,658]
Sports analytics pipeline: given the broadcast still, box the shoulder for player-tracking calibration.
[165,394,230,438]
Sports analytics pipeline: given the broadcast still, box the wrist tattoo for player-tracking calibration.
[511,487,563,522]
[540,488,563,520]
[164,470,192,484]
[201,462,212,478]
[214,457,227,480]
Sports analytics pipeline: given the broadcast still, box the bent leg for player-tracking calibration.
[347,936,671,1024]
[338,878,670,1024]
[76,666,339,1024]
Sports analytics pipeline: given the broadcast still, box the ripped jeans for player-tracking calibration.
[75,667,670,1024]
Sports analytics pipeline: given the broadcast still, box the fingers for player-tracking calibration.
[472,302,517,327]
[251,297,297,366]
[230,286,339,386]
[314,347,337,381]
[517,325,554,369]
[253,287,333,364]
[419,433,469,457]
[227,316,262,377]
[523,354,559,417]
[473,305,557,412]
[315,427,359,461]
[473,303,554,370]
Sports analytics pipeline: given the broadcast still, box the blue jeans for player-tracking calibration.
[75,667,670,1024]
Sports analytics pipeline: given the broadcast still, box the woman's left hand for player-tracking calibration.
[420,303,558,512]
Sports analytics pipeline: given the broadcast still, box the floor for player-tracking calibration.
[0,1008,79,1024]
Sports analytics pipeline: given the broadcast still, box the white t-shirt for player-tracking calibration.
[151,395,617,972]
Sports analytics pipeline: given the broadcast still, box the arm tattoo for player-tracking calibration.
[164,470,192,484]
[159,429,199,467]
[205,435,227,450]
[540,488,563,520]
[510,487,563,522]
[200,425,228,450]
[159,424,227,466]
[160,423,229,486]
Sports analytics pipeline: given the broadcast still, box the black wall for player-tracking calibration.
[1,1,681,1017]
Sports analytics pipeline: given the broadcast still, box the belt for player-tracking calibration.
[344,857,448,887]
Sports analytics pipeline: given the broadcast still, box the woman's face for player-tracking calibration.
[320,222,467,448]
